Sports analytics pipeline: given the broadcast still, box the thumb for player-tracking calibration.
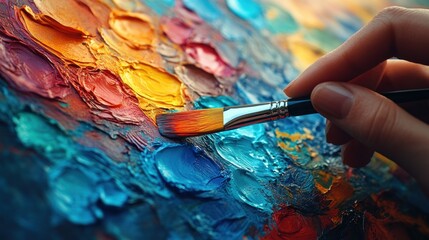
[311,82,429,186]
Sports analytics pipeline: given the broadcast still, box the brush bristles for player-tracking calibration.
[156,108,224,137]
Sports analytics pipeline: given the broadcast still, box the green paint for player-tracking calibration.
[59,102,69,108]
[264,4,299,34]
[14,112,74,160]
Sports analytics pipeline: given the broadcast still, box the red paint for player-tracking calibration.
[184,42,236,77]
[263,207,320,240]
[68,68,148,124]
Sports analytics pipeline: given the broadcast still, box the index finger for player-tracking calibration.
[284,7,429,98]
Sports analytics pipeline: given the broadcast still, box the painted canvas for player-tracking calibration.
[1,0,429,239]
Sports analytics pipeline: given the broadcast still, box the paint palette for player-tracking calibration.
[1,0,428,239]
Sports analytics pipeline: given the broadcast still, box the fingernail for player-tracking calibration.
[283,79,297,95]
[312,83,354,119]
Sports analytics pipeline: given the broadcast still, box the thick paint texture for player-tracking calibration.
[0,37,69,99]
[1,0,428,239]
[18,6,96,65]
[155,145,225,192]
[109,11,155,48]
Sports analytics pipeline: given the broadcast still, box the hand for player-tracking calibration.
[284,7,429,191]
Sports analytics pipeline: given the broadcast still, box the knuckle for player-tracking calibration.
[362,99,399,146]
[376,6,408,21]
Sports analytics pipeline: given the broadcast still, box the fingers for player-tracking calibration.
[285,7,429,97]
[311,82,429,186]
[326,120,351,145]
[325,60,429,145]
[377,60,429,91]
[341,140,373,168]
[350,61,386,89]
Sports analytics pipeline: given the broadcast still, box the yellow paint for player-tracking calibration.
[18,6,96,65]
[119,63,186,113]
[100,28,163,65]
[275,128,314,142]
[275,128,319,164]
[287,36,325,71]
[315,170,336,194]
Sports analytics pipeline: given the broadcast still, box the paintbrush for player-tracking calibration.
[156,88,429,138]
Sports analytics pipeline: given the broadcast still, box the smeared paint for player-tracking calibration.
[50,165,103,224]
[182,0,222,22]
[185,42,236,77]
[275,128,319,166]
[33,0,104,36]
[18,6,96,65]
[155,145,226,193]
[119,63,186,113]
[264,207,321,239]
[0,36,69,99]
[185,200,248,239]
[0,0,428,239]
[161,17,192,45]
[264,4,299,34]
[70,68,147,124]
[226,0,264,29]
[109,10,155,49]
[14,112,74,161]
[229,170,273,212]
[175,64,224,96]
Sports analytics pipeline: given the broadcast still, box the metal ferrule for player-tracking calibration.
[223,100,289,130]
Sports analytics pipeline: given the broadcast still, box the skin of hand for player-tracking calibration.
[284,6,429,192]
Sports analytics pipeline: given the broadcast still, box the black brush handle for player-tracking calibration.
[287,88,429,117]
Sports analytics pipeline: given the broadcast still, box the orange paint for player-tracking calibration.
[18,6,96,65]
[99,28,163,65]
[325,177,354,208]
[109,10,155,49]
[33,0,104,36]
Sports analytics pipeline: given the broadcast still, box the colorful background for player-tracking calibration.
[1,0,429,239]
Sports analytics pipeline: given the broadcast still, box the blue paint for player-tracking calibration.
[195,96,287,178]
[49,165,102,224]
[185,200,248,239]
[226,0,263,20]
[0,121,51,239]
[235,75,285,104]
[104,204,168,239]
[194,95,239,109]
[229,170,273,212]
[182,0,223,22]
[155,145,226,193]
[218,19,249,41]
[144,0,175,15]
[99,181,128,207]
[1,0,428,238]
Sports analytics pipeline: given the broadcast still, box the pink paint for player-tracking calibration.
[184,42,236,77]
[161,17,193,45]
[0,35,70,99]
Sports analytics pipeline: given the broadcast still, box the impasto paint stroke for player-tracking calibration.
[1,0,429,239]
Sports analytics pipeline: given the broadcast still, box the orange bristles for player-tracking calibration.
[156,108,224,138]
